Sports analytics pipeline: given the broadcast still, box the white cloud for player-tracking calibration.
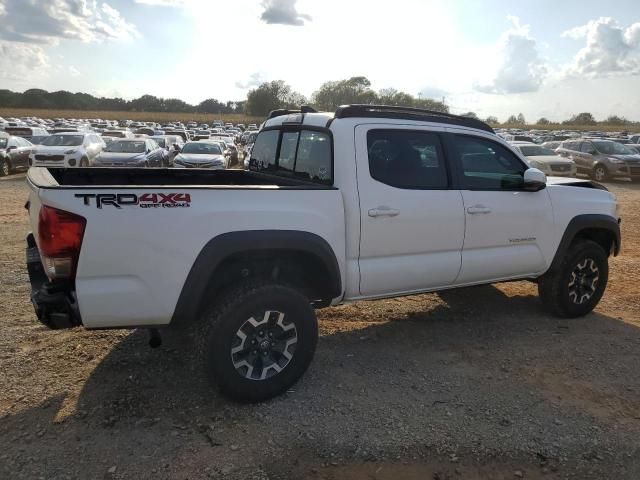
[474,16,546,95]
[260,0,311,26]
[0,40,49,82]
[562,17,640,78]
[69,65,81,77]
[0,0,139,44]
[235,72,267,90]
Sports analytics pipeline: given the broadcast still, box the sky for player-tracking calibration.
[0,0,639,122]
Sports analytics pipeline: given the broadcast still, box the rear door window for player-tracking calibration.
[367,129,448,189]
[250,129,333,185]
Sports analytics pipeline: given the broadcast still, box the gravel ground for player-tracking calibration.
[0,173,639,480]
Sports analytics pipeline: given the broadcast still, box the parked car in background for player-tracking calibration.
[4,126,49,142]
[31,132,105,168]
[193,130,211,141]
[94,138,168,167]
[165,129,189,142]
[150,135,181,165]
[557,139,640,182]
[174,140,227,169]
[624,144,640,155]
[0,132,33,176]
[103,129,135,139]
[511,142,576,177]
[221,141,239,167]
[541,141,562,151]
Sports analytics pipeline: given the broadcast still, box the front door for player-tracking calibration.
[356,125,465,297]
[446,130,554,284]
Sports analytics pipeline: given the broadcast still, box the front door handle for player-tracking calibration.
[368,206,400,217]
[466,205,492,214]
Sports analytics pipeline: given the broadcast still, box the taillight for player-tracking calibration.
[38,206,86,280]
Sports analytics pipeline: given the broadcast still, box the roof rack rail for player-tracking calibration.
[334,104,494,133]
[267,109,300,119]
[267,105,318,120]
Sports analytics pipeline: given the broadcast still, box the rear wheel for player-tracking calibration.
[198,281,318,402]
[592,164,608,182]
[0,158,9,177]
[538,240,608,318]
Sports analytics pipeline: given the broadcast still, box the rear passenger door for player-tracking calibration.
[356,125,465,297]
[446,131,553,283]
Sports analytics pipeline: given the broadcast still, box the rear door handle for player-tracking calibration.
[466,205,492,214]
[368,206,400,217]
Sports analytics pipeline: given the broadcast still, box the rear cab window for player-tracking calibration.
[249,128,333,185]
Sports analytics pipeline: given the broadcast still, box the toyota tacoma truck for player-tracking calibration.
[24,105,621,402]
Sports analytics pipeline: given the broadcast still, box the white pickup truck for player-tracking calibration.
[25,105,621,402]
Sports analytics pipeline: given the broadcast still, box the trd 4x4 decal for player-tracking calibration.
[75,193,191,209]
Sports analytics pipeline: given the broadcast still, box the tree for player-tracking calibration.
[537,117,550,125]
[564,112,596,125]
[245,80,307,116]
[506,114,526,126]
[312,76,377,111]
[485,116,499,125]
[413,97,448,113]
[197,98,226,114]
[604,115,627,126]
[128,94,163,112]
[460,111,478,119]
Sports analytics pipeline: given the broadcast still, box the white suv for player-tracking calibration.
[31,132,105,168]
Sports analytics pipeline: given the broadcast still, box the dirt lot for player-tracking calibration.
[1,174,639,480]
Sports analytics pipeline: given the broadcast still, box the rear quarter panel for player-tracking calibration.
[35,185,345,328]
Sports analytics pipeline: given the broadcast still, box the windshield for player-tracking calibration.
[196,130,210,135]
[593,141,634,155]
[0,138,7,148]
[519,145,556,157]
[181,143,222,155]
[40,134,84,147]
[105,140,146,153]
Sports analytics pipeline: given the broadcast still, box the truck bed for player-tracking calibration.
[30,167,335,189]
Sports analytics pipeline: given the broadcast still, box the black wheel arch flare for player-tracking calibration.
[547,214,621,274]
[170,230,342,327]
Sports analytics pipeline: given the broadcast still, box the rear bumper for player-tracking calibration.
[26,233,82,329]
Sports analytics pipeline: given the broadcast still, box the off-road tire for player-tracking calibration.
[198,281,318,402]
[538,240,608,318]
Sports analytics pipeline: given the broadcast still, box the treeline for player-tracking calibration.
[1,79,637,127]
[244,76,448,116]
[0,89,246,114]
[0,76,447,118]
[446,112,638,128]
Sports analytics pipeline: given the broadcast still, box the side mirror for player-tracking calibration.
[146,149,151,154]
[523,168,546,192]
[7,145,16,151]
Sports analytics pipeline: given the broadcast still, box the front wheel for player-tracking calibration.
[538,240,609,318]
[199,281,318,402]
[592,164,609,182]
[0,158,9,177]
